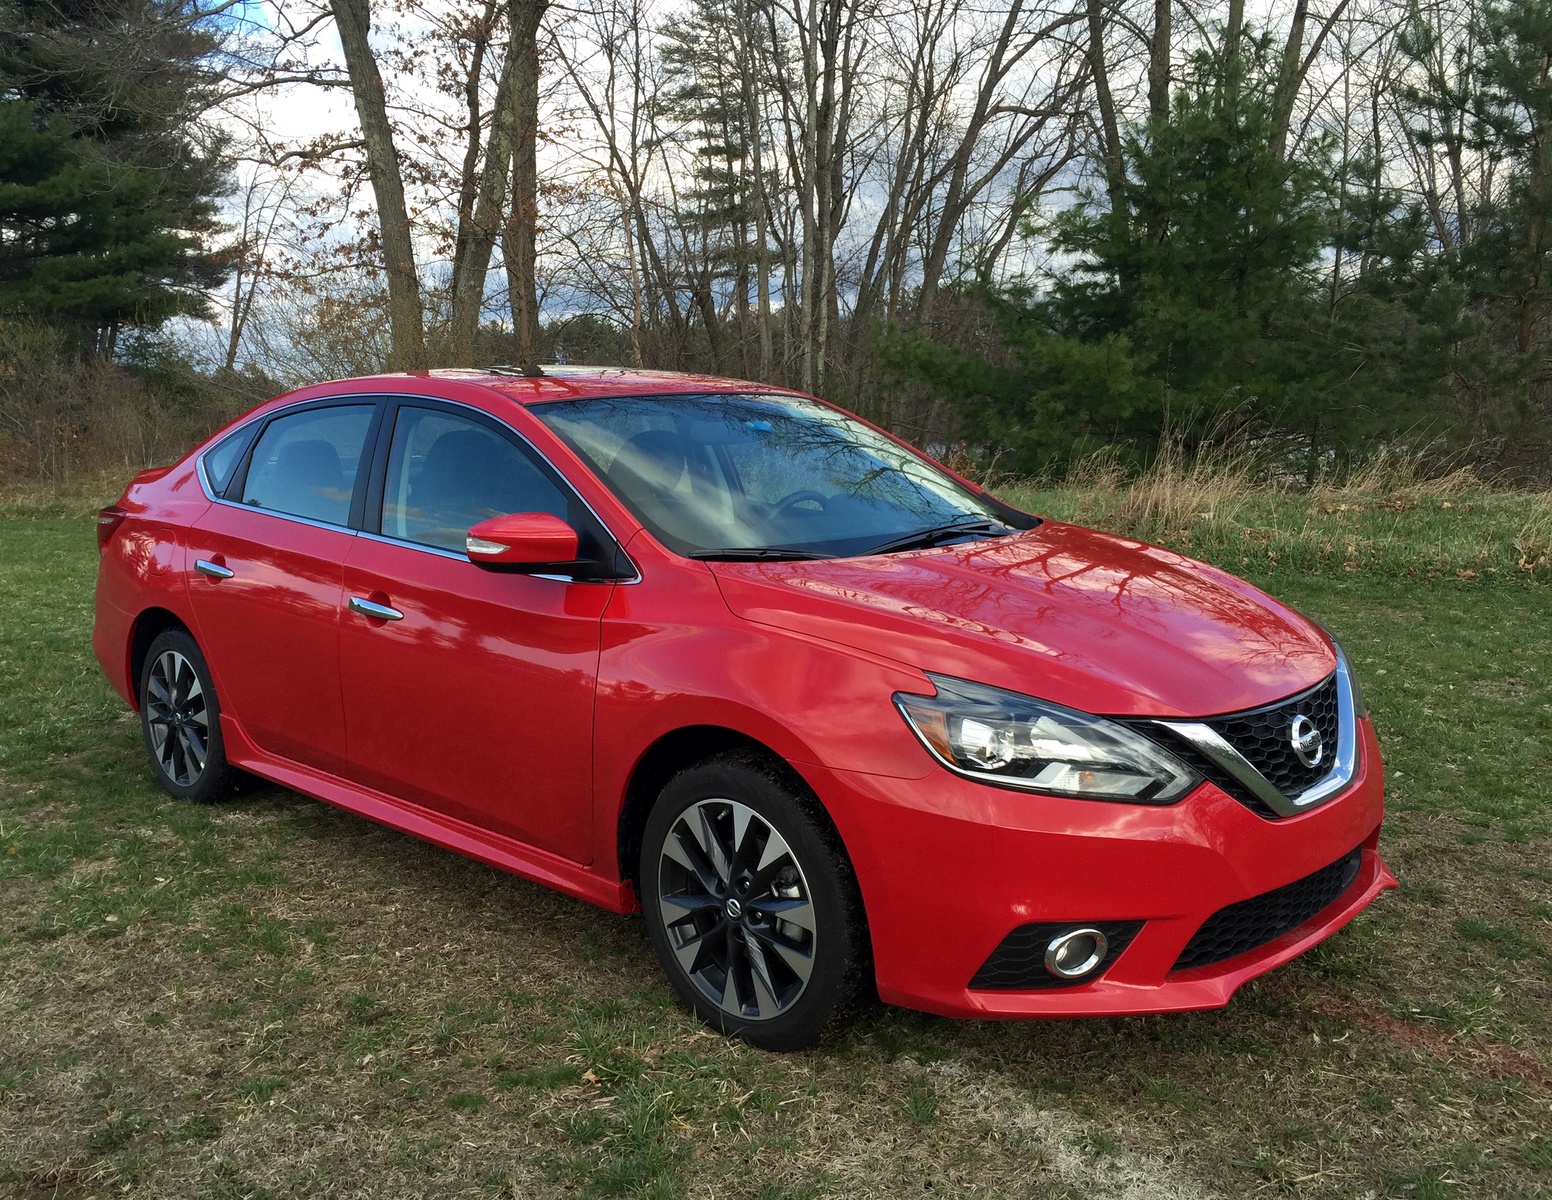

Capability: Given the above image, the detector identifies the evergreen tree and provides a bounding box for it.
[1384,0,1552,448]
[655,0,774,370]
[1469,0,1552,370]
[658,0,752,247]
[0,0,229,352]
[887,40,1447,472]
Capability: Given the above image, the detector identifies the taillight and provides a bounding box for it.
[96,506,127,554]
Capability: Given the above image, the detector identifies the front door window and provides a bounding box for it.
[381,407,569,551]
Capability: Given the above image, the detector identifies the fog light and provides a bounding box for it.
[1043,928,1109,979]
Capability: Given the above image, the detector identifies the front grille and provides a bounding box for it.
[1121,672,1343,820]
[1126,726,1282,819]
[1173,846,1363,971]
[970,920,1143,990]
[1206,674,1340,799]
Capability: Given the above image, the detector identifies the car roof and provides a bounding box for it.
[374,366,799,407]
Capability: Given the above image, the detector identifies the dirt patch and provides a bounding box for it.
[1313,997,1551,1091]
[903,1057,1226,1200]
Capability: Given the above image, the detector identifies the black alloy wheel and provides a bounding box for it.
[139,628,234,803]
[641,753,867,1050]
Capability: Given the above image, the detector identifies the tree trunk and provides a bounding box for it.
[1271,0,1352,162]
[797,0,821,391]
[737,0,774,383]
[449,0,498,300]
[503,0,548,372]
[1085,0,1125,224]
[1269,0,1308,162]
[330,0,427,370]
[1517,49,1551,358]
[1148,0,1170,126]
[912,0,1079,323]
[450,18,523,363]
[1224,0,1244,69]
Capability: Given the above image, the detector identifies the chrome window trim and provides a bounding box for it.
[195,423,261,502]
[353,528,629,584]
[196,433,259,505]
[198,467,361,539]
[1153,651,1360,818]
[194,392,639,583]
[356,529,465,561]
[195,453,219,502]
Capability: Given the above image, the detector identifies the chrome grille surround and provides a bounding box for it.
[1151,648,1361,819]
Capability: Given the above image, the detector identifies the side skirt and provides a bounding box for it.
[221,714,637,914]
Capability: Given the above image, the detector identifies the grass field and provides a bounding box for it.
[1,476,1549,1199]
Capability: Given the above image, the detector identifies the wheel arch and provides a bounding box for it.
[615,726,853,899]
[127,607,192,708]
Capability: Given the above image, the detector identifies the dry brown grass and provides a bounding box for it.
[1515,493,1552,574]
[1310,445,1484,502]
[995,441,1552,581]
[0,322,247,488]
[1105,438,1257,532]
[1039,441,1487,539]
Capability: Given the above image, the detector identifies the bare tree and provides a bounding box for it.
[328,0,429,369]
[503,0,550,371]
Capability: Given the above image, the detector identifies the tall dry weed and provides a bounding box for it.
[1059,448,1129,498]
[1514,493,1552,573]
[1311,444,1481,501]
[1112,437,1259,533]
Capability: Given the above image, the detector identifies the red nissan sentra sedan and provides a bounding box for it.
[92,368,1396,1049]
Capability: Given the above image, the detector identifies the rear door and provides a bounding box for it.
[187,400,381,774]
[337,400,619,862]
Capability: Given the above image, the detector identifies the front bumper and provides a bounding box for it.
[801,717,1394,1019]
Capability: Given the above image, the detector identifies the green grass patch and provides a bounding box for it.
[0,502,1549,1198]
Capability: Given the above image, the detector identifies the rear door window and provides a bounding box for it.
[239,405,376,526]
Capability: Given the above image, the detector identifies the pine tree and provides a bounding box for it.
[655,0,770,370]
[0,0,229,352]
[1384,0,1552,449]
[887,39,1453,472]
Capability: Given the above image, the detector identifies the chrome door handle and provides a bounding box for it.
[194,559,234,580]
[348,596,404,622]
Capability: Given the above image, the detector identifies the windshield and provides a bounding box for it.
[533,392,1034,559]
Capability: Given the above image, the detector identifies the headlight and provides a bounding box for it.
[894,674,1200,803]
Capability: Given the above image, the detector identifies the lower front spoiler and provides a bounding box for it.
[949,846,1396,1019]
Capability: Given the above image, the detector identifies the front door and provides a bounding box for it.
[186,401,379,774]
[338,403,613,862]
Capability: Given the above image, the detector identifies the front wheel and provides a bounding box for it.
[640,753,868,1051]
[139,628,235,803]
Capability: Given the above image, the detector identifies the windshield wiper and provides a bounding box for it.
[859,519,1011,557]
[688,547,833,562]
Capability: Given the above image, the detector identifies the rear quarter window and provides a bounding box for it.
[200,426,256,498]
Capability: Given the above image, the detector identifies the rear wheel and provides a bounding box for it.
[139,628,234,803]
[640,753,867,1050]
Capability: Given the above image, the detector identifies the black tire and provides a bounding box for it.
[138,628,235,803]
[640,752,868,1051]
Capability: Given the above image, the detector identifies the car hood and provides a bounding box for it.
[709,521,1335,718]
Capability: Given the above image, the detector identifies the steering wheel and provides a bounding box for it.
[770,489,829,519]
